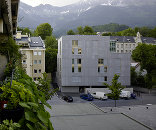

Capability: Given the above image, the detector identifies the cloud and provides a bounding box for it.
[21,0,80,7]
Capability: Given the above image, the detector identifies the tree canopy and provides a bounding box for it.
[35,23,53,40]
[67,30,75,35]
[104,74,124,107]
[45,36,57,49]
[132,43,156,89]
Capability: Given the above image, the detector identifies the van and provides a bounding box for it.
[120,90,131,99]
[91,92,108,100]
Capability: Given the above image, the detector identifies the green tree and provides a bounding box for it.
[67,29,75,35]
[83,26,95,35]
[120,28,136,36]
[77,26,84,35]
[45,48,57,73]
[45,36,57,49]
[104,74,124,107]
[35,23,53,40]
[132,43,156,90]
[131,67,137,86]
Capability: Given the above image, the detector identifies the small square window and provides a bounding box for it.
[34,60,37,64]
[23,60,26,64]
[38,52,41,55]
[104,66,107,72]
[78,48,82,54]
[104,76,107,81]
[39,60,41,64]
[72,59,74,64]
[34,69,37,73]
[98,59,104,64]
[39,69,41,73]
[78,66,81,72]
[34,52,37,55]
[77,59,81,64]
[72,66,74,73]
[98,67,100,72]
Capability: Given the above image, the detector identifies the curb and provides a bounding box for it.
[89,102,107,113]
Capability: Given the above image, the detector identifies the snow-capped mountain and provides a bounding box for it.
[18,0,156,36]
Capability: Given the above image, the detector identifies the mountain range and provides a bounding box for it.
[18,0,156,36]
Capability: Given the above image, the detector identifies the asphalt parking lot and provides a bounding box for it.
[58,92,156,108]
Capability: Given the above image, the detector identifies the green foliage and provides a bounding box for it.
[132,43,156,89]
[0,80,34,109]
[0,119,21,130]
[131,67,137,86]
[45,36,57,49]
[37,73,55,100]
[17,27,32,35]
[45,48,57,73]
[92,23,129,32]
[35,23,53,40]
[0,37,21,60]
[67,30,75,35]
[120,28,136,36]
[104,74,124,107]
[77,26,84,35]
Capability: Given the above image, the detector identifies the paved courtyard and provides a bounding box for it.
[47,94,156,130]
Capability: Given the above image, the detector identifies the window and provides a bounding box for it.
[60,41,61,55]
[39,60,41,64]
[72,59,74,64]
[117,50,119,53]
[34,52,37,55]
[34,69,37,73]
[98,67,100,72]
[104,66,107,72]
[133,44,135,47]
[117,44,119,48]
[72,48,74,54]
[38,51,41,55]
[78,66,81,72]
[39,69,41,73]
[110,41,116,52]
[121,44,123,48]
[72,40,78,48]
[33,77,36,81]
[98,59,104,64]
[104,76,107,81]
[129,44,131,48]
[121,50,123,53]
[72,66,74,73]
[77,59,81,64]
[23,60,26,64]
[78,48,82,54]
[34,60,37,64]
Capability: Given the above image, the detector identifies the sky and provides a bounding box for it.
[20,0,81,7]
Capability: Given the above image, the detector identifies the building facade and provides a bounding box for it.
[0,0,19,80]
[57,35,131,93]
[15,31,45,81]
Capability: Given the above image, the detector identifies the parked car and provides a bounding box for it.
[91,92,108,100]
[120,90,131,99]
[131,93,136,99]
[80,93,94,101]
[62,96,73,102]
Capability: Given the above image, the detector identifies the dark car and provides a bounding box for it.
[62,96,73,102]
[131,93,136,99]
[80,93,94,101]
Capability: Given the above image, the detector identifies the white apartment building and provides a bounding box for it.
[15,31,45,81]
[57,35,131,93]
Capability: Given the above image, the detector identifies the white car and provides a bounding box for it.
[120,90,131,99]
[91,92,108,100]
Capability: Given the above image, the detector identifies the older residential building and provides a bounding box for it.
[110,32,156,54]
[57,35,131,93]
[0,0,19,80]
[15,31,45,81]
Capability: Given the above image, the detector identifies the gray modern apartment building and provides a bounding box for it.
[57,35,131,93]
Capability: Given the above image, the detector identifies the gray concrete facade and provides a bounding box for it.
[57,35,131,93]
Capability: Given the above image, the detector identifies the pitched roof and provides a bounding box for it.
[30,37,44,47]
[141,37,156,44]
[110,36,135,43]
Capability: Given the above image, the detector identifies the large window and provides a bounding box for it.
[38,51,41,55]
[98,59,104,64]
[34,69,37,73]
[39,60,41,64]
[77,59,81,64]
[78,66,81,72]
[110,41,116,52]
[72,40,78,48]
[34,60,37,64]
[34,52,37,55]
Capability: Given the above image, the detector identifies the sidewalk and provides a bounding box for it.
[102,105,156,130]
